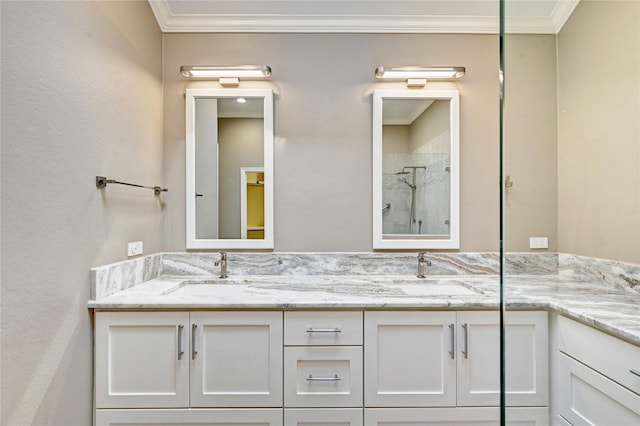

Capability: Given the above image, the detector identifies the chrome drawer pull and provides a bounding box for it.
[630,369,640,377]
[462,323,469,359]
[177,325,184,360]
[191,324,198,360]
[306,374,341,382]
[306,328,342,333]
[448,323,455,359]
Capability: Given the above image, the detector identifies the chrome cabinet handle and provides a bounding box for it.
[449,323,455,359]
[306,374,341,381]
[306,328,342,333]
[630,369,640,377]
[461,323,469,359]
[191,324,198,360]
[177,325,184,360]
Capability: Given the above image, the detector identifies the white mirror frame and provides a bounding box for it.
[185,88,274,249]
[372,89,460,249]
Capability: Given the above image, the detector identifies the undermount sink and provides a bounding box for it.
[168,279,250,297]
[396,284,479,296]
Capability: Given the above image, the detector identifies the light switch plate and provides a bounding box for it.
[529,237,548,249]
[127,241,143,257]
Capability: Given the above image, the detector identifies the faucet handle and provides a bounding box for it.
[418,252,431,265]
[214,251,227,266]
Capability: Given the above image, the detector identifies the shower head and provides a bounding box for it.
[396,171,410,175]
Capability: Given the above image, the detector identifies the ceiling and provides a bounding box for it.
[148,0,580,34]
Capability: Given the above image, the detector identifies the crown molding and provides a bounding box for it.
[148,0,578,35]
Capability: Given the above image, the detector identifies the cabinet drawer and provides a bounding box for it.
[285,311,362,346]
[96,408,283,425]
[284,346,363,407]
[364,407,548,425]
[284,408,363,426]
[558,315,640,393]
[558,353,640,425]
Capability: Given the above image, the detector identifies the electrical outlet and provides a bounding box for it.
[127,241,143,257]
[529,237,549,249]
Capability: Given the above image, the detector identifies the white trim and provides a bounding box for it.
[148,0,579,34]
[148,11,500,34]
[185,88,274,250]
[372,89,460,250]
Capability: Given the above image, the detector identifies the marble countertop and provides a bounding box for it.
[89,273,640,345]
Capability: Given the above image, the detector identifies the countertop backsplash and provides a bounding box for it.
[91,251,639,300]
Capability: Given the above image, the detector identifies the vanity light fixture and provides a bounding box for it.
[375,66,465,87]
[180,65,272,87]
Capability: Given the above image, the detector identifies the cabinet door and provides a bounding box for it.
[456,311,548,407]
[364,407,499,425]
[364,407,548,425]
[96,408,283,425]
[95,311,190,408]
[284,408,363,426]
[190,311,283,407]
[364,311,457,407]
[558,353,640,425]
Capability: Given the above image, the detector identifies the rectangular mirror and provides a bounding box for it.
[372,89,460,249]
[186,88,274,249]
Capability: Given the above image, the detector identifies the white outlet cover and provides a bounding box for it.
[529,237,548,249]
[127,241,144,257]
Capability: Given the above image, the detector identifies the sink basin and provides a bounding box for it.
[168,280,250,297]
[396,284,479,296]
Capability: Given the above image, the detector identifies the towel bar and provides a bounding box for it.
[96,176,167,195]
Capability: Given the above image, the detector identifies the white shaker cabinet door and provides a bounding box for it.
[456,311,548,407]
[364,407,548,425]
[95,311,190,409]
[364,311,457,407]
[190,311,283,407]
[96,408,283,426]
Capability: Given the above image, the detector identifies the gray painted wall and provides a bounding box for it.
[163,33,501,252]
[557,0,640,263]
[1,2,163,424]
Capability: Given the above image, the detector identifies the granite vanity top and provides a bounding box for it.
[89,273,640,345]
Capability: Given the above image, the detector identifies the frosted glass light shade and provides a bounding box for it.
[375,66,465,80]
[181,65,272,79]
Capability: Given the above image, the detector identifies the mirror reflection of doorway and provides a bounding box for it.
[240,167,265,239]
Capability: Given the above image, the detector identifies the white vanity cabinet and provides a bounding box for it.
[456,311,548,407]
[95,311,191,409]
[95,309,549,426]
[556,315,640,425]
[364,311,458,407]
[190,311,283,407]
[94,311,283,425]
[283,311,364,426]
[364,311,548,424]
[95,409,284,426]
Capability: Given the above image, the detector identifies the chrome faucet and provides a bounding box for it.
[417,252,431,278]
[214,251,228,278]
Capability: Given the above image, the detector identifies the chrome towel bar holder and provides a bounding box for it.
[96,176,168,195]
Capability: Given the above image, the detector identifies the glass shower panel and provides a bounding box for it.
[502,1,639,425]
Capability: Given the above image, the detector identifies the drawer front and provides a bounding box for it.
[285,311,363,346]
[558,353,640,426]
[284,346,363,407]
[558,315,640,393]
[96,408,284,425]
[364,407,548,425]
[284,408,363,426]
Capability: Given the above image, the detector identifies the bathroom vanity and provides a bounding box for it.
[89,253,640,426]
[93,308,548,426]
